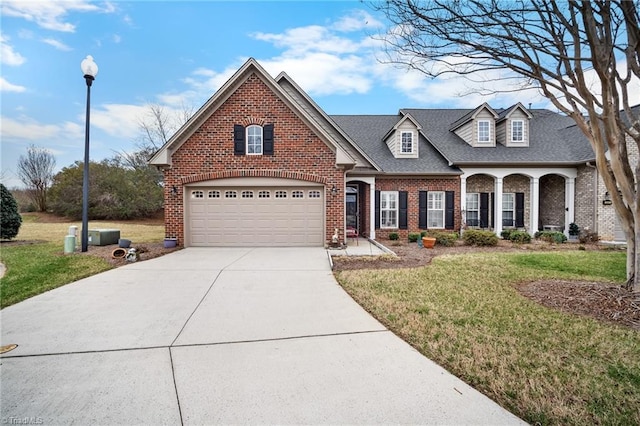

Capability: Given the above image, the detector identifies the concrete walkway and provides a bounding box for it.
[0,248,525,425]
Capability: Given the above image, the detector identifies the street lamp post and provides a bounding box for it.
[80,55,98,252]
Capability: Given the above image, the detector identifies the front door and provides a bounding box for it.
[346,187,358,230]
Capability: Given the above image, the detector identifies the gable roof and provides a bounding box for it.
[331,115,461,175]
[449,102,499,132]
[149,58,367,169]
[400,108,595,165]
[496,102,534,122]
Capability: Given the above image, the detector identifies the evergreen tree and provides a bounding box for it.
[1,184,22,240]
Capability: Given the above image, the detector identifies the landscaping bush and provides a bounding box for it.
[500,229,514,240]
[569,222,580,236]
[462,229,498,246]
[428,231,458,247]
[535,231,567,244]
[1,184,22,240]
[579,229,600,244]
[389,232,399,241]
[509,230,531,244]
[408,232,420,243]
[420,230,428,238]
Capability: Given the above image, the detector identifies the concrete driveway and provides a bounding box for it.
[1,248,525,425]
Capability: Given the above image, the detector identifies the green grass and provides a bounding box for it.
[0,242,113,308]
[1,214,166,308]
[335,251,639,425]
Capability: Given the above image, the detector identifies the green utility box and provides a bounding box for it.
[88,229,121,246]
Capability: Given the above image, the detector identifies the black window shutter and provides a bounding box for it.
[399,191,408,229]
[490,192,495,228]
[233,125,245,155]
[419,191,427,229]
[515,192,525,227]
[445,191,455,230]
[263,124,274,155]
[375,190,380,229]
[480,192,489,228]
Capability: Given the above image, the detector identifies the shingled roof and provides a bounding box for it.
[330,115,461,175]
[332,108,595,170]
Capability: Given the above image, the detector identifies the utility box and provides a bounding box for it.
[88,229,121,246]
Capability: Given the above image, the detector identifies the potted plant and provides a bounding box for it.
[164,237,178,248]
[422,235,436,248]
[568,223,580,241]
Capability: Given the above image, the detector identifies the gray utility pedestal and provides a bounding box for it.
[88,229,120,246]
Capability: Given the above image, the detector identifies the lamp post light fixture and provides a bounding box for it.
[80,55,98,252]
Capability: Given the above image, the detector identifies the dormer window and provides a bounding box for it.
[511,120,524,143]
[401,131,414,153]
[478,120,491,143]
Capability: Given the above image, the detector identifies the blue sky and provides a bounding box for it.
[2,1,637,189]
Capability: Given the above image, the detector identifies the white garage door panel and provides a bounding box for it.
[187,185,324,247]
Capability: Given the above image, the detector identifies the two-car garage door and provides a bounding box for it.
[186,180,324,247]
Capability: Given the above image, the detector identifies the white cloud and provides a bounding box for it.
[0,77,26,93]
[332,10,384,32]
[42,38,72,51]
[0,0,113,32]
[0,34,26,66]
[90,104,148,139]
[0,115,77,140]
[253,26,360,56]
[113,34,122,43]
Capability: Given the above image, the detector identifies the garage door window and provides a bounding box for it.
[258,190,270,198]
[225,190,237,198]
[309,190,321,198]
[275,191,287,198]
[242,191,254,198]
[208,190,220,198]
[292,190,304,198]
[192,190,204,199]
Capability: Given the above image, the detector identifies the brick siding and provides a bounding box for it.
[163,73,344,246]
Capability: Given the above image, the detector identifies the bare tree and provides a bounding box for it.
[17,145,56,212]
[375,0,640,292]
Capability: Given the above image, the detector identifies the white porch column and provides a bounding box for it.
[369,178,376,240]
[460,175,467,233]
[530,177,540,234]
[495,177,503,236]
[565,177,575,236]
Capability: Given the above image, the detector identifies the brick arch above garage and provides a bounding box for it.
[181,169,328,185]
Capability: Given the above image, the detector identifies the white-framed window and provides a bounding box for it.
[400,131,414,153]
[208,190,220,198]
[309,190,321,198]
[292,190,304,198]
[241,191,253,198]
[465,193,479,227]
[380,191,398,228]
[477,120,491,143]
[192,190,204,199]
[225,190,237,198]
[428,191,445,228]
[247,125,263,155]
[502,193,515,227]
[511,120,524,143]
[258,190,270,198]
[275,190,287,198]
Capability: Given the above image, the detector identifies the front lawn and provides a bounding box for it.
[335,251,639,425]
[0,214,165,308]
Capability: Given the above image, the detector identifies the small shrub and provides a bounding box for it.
[569,222,580,236]
[500,229,514,240]
[408,232,420,243]
[463,229,498,246]
[389,232,399,241]
[536,231,567,244]
[579,230,599,244]
[420,230,428,238]
[428,231,458,247]
[509,230,531,244]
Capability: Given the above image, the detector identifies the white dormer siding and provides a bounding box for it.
[385,115,420,158]
[452,105,498,147]
[497,107,531,147]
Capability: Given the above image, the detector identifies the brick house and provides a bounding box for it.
[149,58,631,246]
